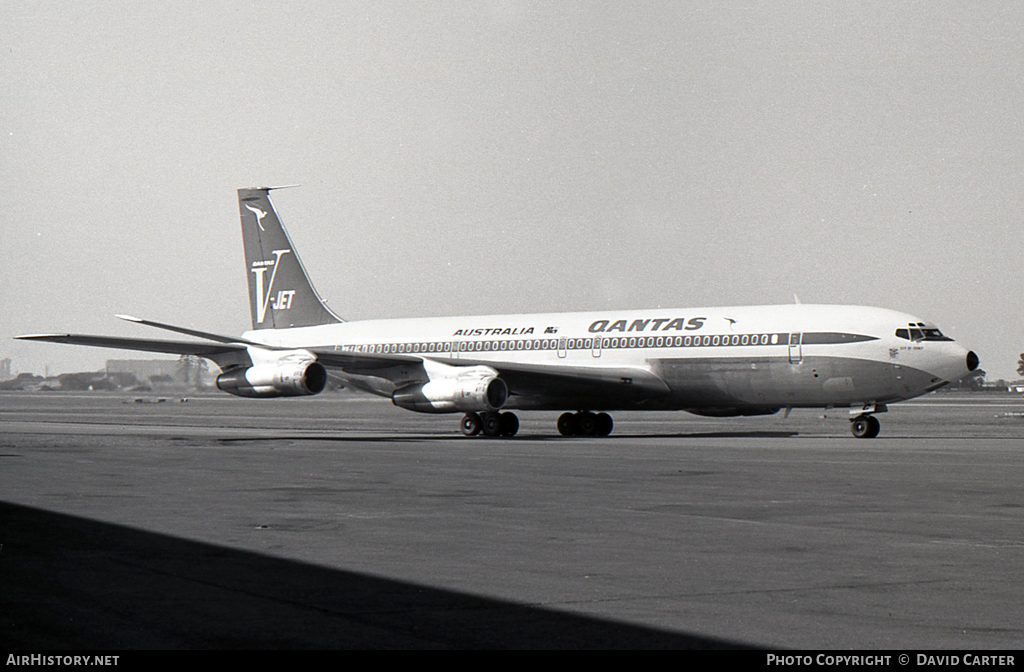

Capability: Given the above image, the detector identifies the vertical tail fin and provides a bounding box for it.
[237,187,343,330]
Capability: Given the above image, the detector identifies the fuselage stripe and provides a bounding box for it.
[337,332,877,356]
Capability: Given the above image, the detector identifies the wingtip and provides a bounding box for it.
[14,333,69,340]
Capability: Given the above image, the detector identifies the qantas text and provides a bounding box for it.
[588,317,706,333]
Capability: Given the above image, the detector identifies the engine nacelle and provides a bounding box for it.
[392,375,508,414]
[217,361,327,398]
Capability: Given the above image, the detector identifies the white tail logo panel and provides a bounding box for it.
[250,249,294,324]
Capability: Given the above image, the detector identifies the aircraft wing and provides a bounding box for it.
[15,333,250,367]
[16,329,424,373]
[307,349,669,401]
[307,347,668,402]
[18,330,670,405]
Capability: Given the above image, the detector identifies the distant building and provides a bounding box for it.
[105,359,214,388]
[0,358,10,381]
[105,359,181,381]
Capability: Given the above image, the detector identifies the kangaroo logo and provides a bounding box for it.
[251,249,295,324]
[244,203,268,231]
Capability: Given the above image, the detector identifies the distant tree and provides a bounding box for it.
[1018,353,1024,377]
[177,355,209,388]
[58,371,115,391]
[954,370,987,391]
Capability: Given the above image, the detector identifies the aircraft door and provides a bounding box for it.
[591,336,602,358]
[557,337,567,358]
[788,332,803,364]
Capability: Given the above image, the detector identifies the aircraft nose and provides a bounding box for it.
[929,343,978,385]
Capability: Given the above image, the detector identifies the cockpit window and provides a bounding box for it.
[921,328,951,341]
[895,325,953,342]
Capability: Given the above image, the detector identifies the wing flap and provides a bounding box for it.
[489,360,670,399]
[308,348,423,372]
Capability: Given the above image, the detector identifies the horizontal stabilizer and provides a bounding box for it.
[115,315,268,347]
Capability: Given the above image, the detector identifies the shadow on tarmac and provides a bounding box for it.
[215,430,800,444]
[0,501,755,649]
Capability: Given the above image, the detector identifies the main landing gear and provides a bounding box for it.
[459,410,616,438]
[461,411,519,437]
[557,411,614,437]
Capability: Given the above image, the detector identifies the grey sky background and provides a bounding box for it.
[3,1,1022,379]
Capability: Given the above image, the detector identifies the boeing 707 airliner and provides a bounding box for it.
[18,187,979,439]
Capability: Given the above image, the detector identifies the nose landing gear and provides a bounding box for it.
[850,403,886,439]
[850,414,881,439]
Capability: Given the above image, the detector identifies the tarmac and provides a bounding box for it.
[1,390,1023,649]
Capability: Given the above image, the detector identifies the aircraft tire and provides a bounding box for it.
[850,415,880,439]
[499,412,519,437]
[557,412,578,436]
[461,412,482,436]
[596,412,613,437]
[578,412,598,436]
[482,412,502,437]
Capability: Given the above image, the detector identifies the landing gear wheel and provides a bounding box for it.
[557,412,578,437]
[578,412,599,436]
[850,415,880,439]
[460,412,482,436]
[556,411,613,437]
[499,412,519,437]
[482,412,502,437]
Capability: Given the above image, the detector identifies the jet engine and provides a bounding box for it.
[216,361,328,398]
[392,372,508,413]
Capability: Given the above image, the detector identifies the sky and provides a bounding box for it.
[2,1,1022,379]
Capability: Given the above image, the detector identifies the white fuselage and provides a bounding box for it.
[241,303,974,413]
